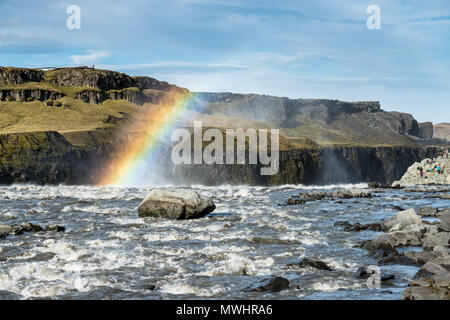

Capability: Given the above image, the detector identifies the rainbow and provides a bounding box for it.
[98,90,200,186]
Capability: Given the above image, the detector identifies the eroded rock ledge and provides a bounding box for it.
[0,66,187,105]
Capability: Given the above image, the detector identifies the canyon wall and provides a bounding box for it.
[163,145,444,185]
[0,130,443,185]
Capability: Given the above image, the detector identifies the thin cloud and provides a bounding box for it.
[99,61,247,70]
[70,50,111,65]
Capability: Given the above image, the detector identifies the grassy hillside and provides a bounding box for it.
[0,98,138,134]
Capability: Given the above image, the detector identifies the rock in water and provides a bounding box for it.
[355,267,395,281]
[332,189,372,199]
[10,223,44,235]
[383,208,422,232]
[285,258,333,271]
[402,286,445,300]
[419,207,438,217]
[413,262,446,280]
[0,225,11,238]
[245,277,290,292]
[45,225,66,232]
[138,188,216,219]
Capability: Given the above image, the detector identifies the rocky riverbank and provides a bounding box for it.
[393,152,450,186]
[338,204,450,300]
[284,184,449,300]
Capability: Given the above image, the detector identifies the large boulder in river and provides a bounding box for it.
[383,208,422,232]
[371,231,422,247]
[138,188,215,219]
[413,262,447,279]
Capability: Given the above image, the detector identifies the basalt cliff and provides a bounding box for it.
[0,66,448,185]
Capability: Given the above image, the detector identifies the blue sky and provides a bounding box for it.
[0,0,449,123]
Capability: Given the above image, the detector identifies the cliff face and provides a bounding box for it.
[195,92,423,145]
[418,122,434,139]
[0,67,447,186]
[0,130,442,185]
[163,145,444,185]
[0,67,187,105]
[0,130,118,185]
[0,68,43,86]
[196,93,383,127]
[434,123,450,142]
[0,88,65,102]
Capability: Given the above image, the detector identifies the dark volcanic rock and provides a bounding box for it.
[10,223,44,235]
[287,191,327,205]
[302,191,327,200]
[285,258,333,271]
[286,197,307,205]
[361,240,399,259]
[378,253,417,266]
[355,267,395,281]
[418,122,434,139]
[368,182,391,189]
[145,284,156,291]
[0,223,65,237]
[355,266,372,279]
[47,68,135,91]
[0,131,111,185]
[133,76,183,92]
[0,67,186,106]
[287,189,372,205]
[0,88,65,102]
[75,89,107,104]
[45,225,66,232]
[334,221,385,232]
[245,277,290,293]
[0,67,43,86]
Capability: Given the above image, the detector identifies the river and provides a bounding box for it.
[0,184,448,299]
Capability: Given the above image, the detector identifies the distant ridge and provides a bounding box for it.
[434,123,450,142]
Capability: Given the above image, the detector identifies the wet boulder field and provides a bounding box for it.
[0,184,448,300]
